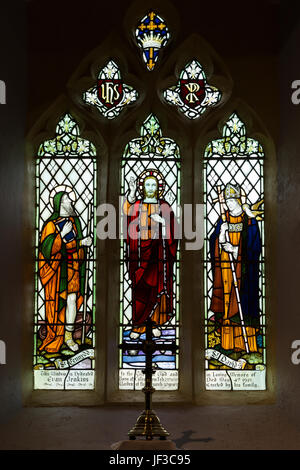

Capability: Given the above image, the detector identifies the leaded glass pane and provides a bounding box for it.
[135,11,170,71]
[164,60,221,119]
[204,113,266,390]
[83,60,138,119]
[120,114,180,390]
[34,114,97,390]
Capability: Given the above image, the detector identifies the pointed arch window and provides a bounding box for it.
[34,114,97,390]
[27,3,274,404]
[204,113,266,390]
[119,114,181,391]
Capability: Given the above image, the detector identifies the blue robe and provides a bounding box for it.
[209,212,262,328]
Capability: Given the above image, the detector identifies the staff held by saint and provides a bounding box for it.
[38,186,93,354]
[209,182,263,353]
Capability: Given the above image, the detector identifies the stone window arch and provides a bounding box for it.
[24,0,276,406]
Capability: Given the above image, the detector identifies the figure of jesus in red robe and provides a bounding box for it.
[123,170,178,340]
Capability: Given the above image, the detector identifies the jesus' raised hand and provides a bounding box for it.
[129,176,136,195]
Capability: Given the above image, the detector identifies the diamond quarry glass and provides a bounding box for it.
[119,114,181,391]
[204,113,266,390]
[34,114,97,390]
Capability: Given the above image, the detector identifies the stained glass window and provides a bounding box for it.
[34,113,97,390]
[164,60,221,119]
[135,11,170,71]
[204,113,265,390]
[119,114,180,390]
[83,60,138,119]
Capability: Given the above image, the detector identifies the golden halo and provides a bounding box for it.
[138,169,165,198]
[49,185,77,208]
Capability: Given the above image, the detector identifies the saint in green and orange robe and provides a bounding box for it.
[38,192,86,353]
